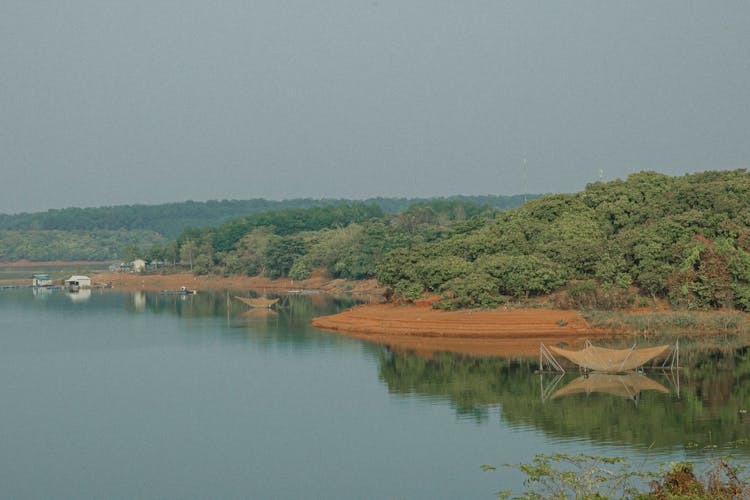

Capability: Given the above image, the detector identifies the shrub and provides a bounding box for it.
[393,280,424,301]
[289,259,311,280]
[477,253,566,298]
[488,454,749,499]
[564,280,599,309]
[436,273,506,310]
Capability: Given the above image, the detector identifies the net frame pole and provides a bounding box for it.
[540,343,566,374]
[660,341,680,371]
[617,344,637,372]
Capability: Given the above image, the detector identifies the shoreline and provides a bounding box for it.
[4,266,748,358]
[88,271,388,296]
[311,303,603,357]
[0,270,387,297]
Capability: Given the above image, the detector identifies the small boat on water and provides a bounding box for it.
[160,286,197,295]
[234,296,279,309]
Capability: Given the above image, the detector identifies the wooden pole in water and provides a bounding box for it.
[539,343,543,373]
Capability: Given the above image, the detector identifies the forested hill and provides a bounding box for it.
[376,169,750,311]
[0,195,535,239]
[18,169,748,312]
[146,169,748,312]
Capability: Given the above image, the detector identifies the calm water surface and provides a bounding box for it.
[1,289,748,499]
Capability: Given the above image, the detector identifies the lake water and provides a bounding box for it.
[1,288,748,498]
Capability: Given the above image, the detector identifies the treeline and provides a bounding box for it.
[0,230,165,262]
[142,169,750,312]
[143,200,496,278]
[378,170,750,310]
[0,195,536,239]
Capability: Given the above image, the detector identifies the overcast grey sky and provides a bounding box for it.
[2,1,749,213]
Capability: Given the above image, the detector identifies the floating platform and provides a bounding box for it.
[160,286,197,295]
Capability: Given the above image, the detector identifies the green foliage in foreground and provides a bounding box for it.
[489,453,749,499]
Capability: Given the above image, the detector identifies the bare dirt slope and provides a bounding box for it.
[311,303,604,357]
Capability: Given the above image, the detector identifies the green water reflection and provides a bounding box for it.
[124,289,359,319]
[377,346,750,456]
[78,290,750,455]
[123,289,365,350]
[10,287,750,459]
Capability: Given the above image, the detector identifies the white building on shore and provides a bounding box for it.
[65,275,91,289]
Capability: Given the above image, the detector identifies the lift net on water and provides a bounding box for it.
[546,341,672,373]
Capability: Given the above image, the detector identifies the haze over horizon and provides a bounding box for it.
[2,1,749,214]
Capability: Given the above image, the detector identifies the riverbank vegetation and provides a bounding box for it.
[583,310,750,337]
[9,170,750,317]
[376,170,750,311]
[150,169,750,314]
[145,199,503,279]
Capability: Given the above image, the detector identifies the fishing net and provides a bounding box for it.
[547,342,671,372]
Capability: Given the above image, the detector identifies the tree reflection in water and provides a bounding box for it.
[377,346,750,455]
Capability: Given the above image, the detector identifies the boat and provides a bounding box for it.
[234,296,279,308]
[159,286,197,295]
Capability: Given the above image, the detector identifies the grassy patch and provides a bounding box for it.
[583,310,750,337]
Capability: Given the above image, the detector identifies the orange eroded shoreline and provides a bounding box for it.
[311,303,606,358]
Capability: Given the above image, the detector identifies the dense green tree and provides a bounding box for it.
[264,235,307,278]
[477,253,566,298]
[376,169,750,310]
[222,227,273,276]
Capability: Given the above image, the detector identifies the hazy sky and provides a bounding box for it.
[2,1,749,213]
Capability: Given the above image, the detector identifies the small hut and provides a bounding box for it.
[65,275,91,290]
[32,274,52,287]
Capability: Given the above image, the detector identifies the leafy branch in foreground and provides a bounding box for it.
[492,453,651,499]
[486,453,749,499]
